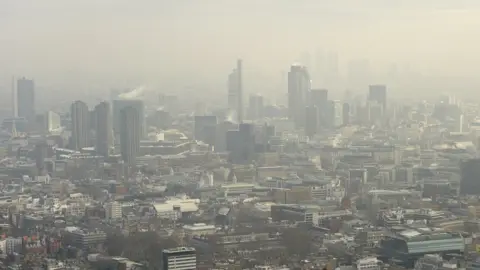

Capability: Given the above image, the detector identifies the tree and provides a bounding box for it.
[282,228,312,258]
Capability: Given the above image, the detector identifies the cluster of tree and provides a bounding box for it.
[281,228,312,258]
[105,231,177,269]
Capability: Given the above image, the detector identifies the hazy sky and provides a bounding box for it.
[2,0,480,101]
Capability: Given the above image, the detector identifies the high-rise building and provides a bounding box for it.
[368,85,387,110]
[342,103,350,126]
[104,201,122,220]
[17,78,35,124]
[147,109,171,130]
[70,101,90,150]
[227,59,243,123]
[162,247,197,270]
[310,89,328,127]
[288,65,310,128]
[194,116,217,145]
[119,106,141,166]
[460,159,480,195]
[35,140,49,175]
[367,100,384,125]
[45,111,61,132]
[248,94,264,120]
[227,123,256,164]
[305,106,319,138]
[214,120,238,152]
[113,99,145,139]
[95,101,112,157]
[327,100,343,128]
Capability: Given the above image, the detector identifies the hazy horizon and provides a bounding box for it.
[2,0,480,105]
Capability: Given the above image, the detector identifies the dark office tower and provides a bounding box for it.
[162,247,197,270]
[214,120,238,152]
[310,89,328,107]
[305,106,319,138]
[368,84,387,110]
[17,78,35,124]
[342,103,350,126]
[70,100,90,150]
[248,94,264,120]
[147,109,171,130]
[94,101,112,157]
[460,159,480,195]
[120,107,141,166]
[226,123,255,164]
[238,123,255,163]
[113,99,145,139]
[35,141,49,176]
[194,116,218,145]
[288,65,311,128]
[310,89,328,127]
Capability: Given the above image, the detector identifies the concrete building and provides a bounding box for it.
[120,106,141,166]
[379,228,464,267]
[113,99,145,139]
[45,110,61,132]
[162,247,197,270]
[248,94,264,120]
[17,78,35,124]
[104,201,122,220]
[63,227,107,249]
[355,257,381,270]
[368,84,387,110]
[95,101,112,157]
[70,100,90,150]
[182,223,216,237]
[288,64,310,128]
[460,159,480,195]
[227,59,243,123]
[194,115,217,145]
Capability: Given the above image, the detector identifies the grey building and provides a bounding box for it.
[113,99,145,139]
[120,106,141,165]
[17,78,35,124]
[94,101,112,157]
[162,247,197,270]
[70,100,90,150]
[368,84,387,110]
[288,65,310,128]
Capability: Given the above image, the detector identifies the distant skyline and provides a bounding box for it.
[2,0,480,104]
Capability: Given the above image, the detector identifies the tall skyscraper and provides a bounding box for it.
[368,85,387,110]
[305,106,319,138]
[248,94,264,120]
[288,65,311,128]
[226,123,255,164]
[342,103,350,126]
[35,140,49,176]
[194,115,218,145]
[70,101,90,150]
[17,78,35,123]
[45,111,61,132]
[95,101,112,157]
[310,89,328,128]
[327,100,344,128]
[460,159,480,195]
[120,106,141,166]
[113,99,145,139]
[227,59,243,123]
[236,59,243,123]
[162,247,197,270]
